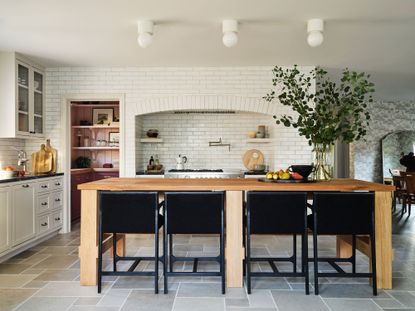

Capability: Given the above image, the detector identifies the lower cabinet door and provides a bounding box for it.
[0,187,11,254]
[12,183,36,246]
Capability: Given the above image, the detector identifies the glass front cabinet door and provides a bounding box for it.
[16,60,44,138]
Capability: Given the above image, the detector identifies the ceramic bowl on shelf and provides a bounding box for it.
[146,129,159,138]
[248,131,257,138]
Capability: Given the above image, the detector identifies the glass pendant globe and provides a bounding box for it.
[222,31,238,47]
[137,32,153,48]
[307,31,323,47]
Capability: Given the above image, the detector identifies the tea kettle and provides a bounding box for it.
[175,154,187,170]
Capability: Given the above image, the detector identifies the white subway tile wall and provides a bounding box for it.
[0,66,315,175]
[0,139,25,169]
[137,112,312,171]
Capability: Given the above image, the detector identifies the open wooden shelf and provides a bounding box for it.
[72,147,119,150]
[247,138,272,143]
[72,125,120,129]
[140,138,163,143]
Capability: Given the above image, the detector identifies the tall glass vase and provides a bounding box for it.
[312,143,334,181]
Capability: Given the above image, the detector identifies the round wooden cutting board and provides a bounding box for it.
[243,149,265,170]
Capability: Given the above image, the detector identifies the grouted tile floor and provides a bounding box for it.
[1,205,415,311]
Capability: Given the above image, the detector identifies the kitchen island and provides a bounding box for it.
[78,178,394,289]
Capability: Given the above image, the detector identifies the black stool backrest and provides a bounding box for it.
[247,192,307,234]
[165,192,224,234]
[100,191,158,234]
[312,192,375,235]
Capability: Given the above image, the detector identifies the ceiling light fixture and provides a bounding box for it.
[222,20,238,48]
[307,19,324,47]
[137,20,154,48]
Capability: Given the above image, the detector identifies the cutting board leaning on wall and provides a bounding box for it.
[31,139,57,174]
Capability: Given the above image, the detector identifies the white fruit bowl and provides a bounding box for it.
[0,170,18,179]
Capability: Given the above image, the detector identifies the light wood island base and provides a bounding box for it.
[78,178,394,289]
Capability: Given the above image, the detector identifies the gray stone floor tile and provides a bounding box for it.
[34,281,111,297]
[68,306,120,311]
[173,297,225,311]
[22,280,48,289]
[177,283,225,297]
[0,274,37,288]
[97,289,131,307]
[387,291,415,307]
[250,277,290,290]
[0,263,32,274]
[225,308,276,311]
[317,284,386,298]
[391,278,415,290]
[34,269,80,281]
[120,290,176,311]
[14,296,77,311]
[323,298,382,311]
[225,298,249,307]
[247,290,275,308]
[112,276,159,289]
[39,246,78,255]
[74,297,102,305]
[31,255,78,269]
[0,288,37,311]
[372,298,405,309]
[271,290,329,311]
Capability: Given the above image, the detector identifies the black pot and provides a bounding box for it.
[288,165,314,179]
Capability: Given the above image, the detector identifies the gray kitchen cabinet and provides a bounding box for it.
[0,175,64,261]
[0,186,11,254]
[12,182,36,246]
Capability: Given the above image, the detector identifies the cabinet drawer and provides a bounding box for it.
[51,191,63,209]
[51,178,63,191]
[37,194,50,213]
[37,214,50,234]
[51,210,62,228]
[37,180,51,193]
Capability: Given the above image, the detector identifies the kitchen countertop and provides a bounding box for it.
[78,177,394,192]
[0,172,64,184]
[71,168,119,175]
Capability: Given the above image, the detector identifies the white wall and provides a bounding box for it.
[0,139,25,168]
[136,111,311,171]
[1,66,315,175]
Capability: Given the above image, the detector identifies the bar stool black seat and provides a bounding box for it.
[246,191,309,295]
[98,191,163,294]
[308,192,377,295]
[163,191,225,294]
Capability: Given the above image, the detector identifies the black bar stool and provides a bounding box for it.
[163,191,225,294]
[98,191,163,294]
[246,191,309,295]
[309,192,377,295]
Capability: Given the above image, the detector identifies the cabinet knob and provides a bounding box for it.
[55,182,61,186]
[29,131,36,134]
[41,202,48,206]
[41,222,48,227]
[22,184,29,188]
[41,185,48,188]
[55,198,61,202]
[55,217,60,221]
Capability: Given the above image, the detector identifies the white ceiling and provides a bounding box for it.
[0,0,414,99]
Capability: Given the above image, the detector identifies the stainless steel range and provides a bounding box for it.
[165,169,243,179]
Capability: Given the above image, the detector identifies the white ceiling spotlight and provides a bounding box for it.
[307,19,324,47]
[222,20,238,48]
[137,20,154,48]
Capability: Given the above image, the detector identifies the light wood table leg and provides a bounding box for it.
[225,191,244,288]
[374,191,392,289]
[335,191,393,289]
[79,190,98,286]
[336,235,352,258]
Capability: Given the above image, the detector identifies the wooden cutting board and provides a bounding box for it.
[242,149,264,170]
[31,144,53,174]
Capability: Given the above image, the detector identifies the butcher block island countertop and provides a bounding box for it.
[77,178,394,290]
[78,177,394,192]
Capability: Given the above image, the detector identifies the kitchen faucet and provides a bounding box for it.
[12,147,28,172]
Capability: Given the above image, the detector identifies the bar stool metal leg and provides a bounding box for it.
[220,206,225,294]
[293,234,297,273]
[163,210,168,294]
[98,218,103,294]
[246,205,252,294]
[313,212,319,295]
[113,233,117,272]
